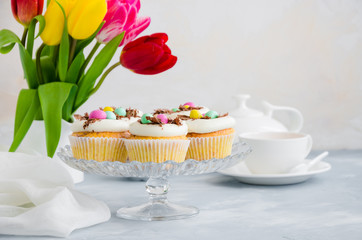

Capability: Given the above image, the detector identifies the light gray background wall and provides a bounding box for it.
[0,0,361,150]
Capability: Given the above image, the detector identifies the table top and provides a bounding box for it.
[4,150,362,240]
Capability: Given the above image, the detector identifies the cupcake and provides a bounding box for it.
[69,107,142,162]
[183,110,235,160]
[153,102,209,119]
[124,114,190,163]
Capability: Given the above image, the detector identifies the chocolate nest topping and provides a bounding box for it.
[177,105,203,111]
[139,116,183,126]
[153,108,174,115]
[74,107,140,129]
[179,113,229,120]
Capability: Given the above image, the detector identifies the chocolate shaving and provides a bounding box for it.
[126,108,139,119]
[170,117,183,126]
[74,113,88,121]
[178,115,191,120]
[178,105,203,111]
[218,113,229,118]
[83,118,100,129]
[153,108,174,115]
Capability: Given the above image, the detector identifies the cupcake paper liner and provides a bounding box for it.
[69,136,128,162]
[186,133,235,160]
[124,139,190,163]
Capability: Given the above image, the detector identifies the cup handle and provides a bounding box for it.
[305,135,313,156]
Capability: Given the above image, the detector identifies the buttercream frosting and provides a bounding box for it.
[71,118,139,132]
[130,121,188,137]
[186,116,235,133]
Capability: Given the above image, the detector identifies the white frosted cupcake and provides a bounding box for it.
[153,102,209,119]
[124,113,190,163]
[69,107,142,162]
[183,110,235,160]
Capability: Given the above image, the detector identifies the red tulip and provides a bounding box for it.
[11,0,44,27]
[120,33,177,75]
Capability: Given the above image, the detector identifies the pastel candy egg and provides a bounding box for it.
[183,102,195,108]
[205,110,219,119]
[103,106,114,112]
[105,111,116,119]
[184,105,190,109]
[172,108,179,112]
[114,107,126,116]
[89,110,107,119]
[190,110,202,119]
[157,114,168,124]
[141,113,153,124]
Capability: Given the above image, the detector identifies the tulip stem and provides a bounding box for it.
[90,62,121,96]
[77,41,101,82]
[69,38,77,67]
[36,44,46,85]
[21,28,28,46]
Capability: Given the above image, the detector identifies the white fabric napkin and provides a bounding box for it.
[0,152,110,237]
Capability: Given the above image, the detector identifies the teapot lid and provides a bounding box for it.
[231,94,264,117]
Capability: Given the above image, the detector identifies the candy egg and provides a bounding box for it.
[156,114,168,124]
[103,106,114,112]
[190,110,202,119]
[172,108,179,112]
[105,111,116,119]
[89,110,107,119]
[183,102,195,108]
[205,110,219,119]
[184,105,190,109]
[141,113,153,124]
[114,107,126,116]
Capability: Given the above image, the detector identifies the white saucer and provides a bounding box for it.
[218,159,331,185]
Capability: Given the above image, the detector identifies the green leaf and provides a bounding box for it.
[66,52,85,83]
[9,89,40,152]
[62,85,78,122]
[0,29,38,88]
[38,82,75,157]
[40,56,57,83]
[0,42,15,54]
[41,45,51,57]
[0,29,20,54]
[26,15,46,57]
[74,21,105,56]
[75,32,124,108]
[56,1,69,82]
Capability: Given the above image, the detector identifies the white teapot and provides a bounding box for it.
[230,94,303,135]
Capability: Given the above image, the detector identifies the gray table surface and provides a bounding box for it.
[3,150,362,240]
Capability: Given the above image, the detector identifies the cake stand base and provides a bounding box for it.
[117,201,199,221]
[117,176,199,221]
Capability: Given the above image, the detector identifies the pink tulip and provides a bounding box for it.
[96,0,150,46]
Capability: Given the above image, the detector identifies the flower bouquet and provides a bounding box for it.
[0,0,177,157]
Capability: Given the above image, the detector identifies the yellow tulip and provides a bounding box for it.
[40,0,76,46]
[67,0,107,40]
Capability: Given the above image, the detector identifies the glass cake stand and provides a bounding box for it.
[57,142,251,221]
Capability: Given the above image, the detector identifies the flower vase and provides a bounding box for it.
[19,120,84,183]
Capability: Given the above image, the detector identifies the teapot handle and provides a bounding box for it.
[262,101,304,132]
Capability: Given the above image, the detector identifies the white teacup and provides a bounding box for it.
[239,132,313,174]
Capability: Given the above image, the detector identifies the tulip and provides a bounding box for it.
[40,0,71,46]
[96,0,150,46]
[11,0,44,27]
[41,0,107,46]
[67,0,107,40]
[120,33,177,75]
